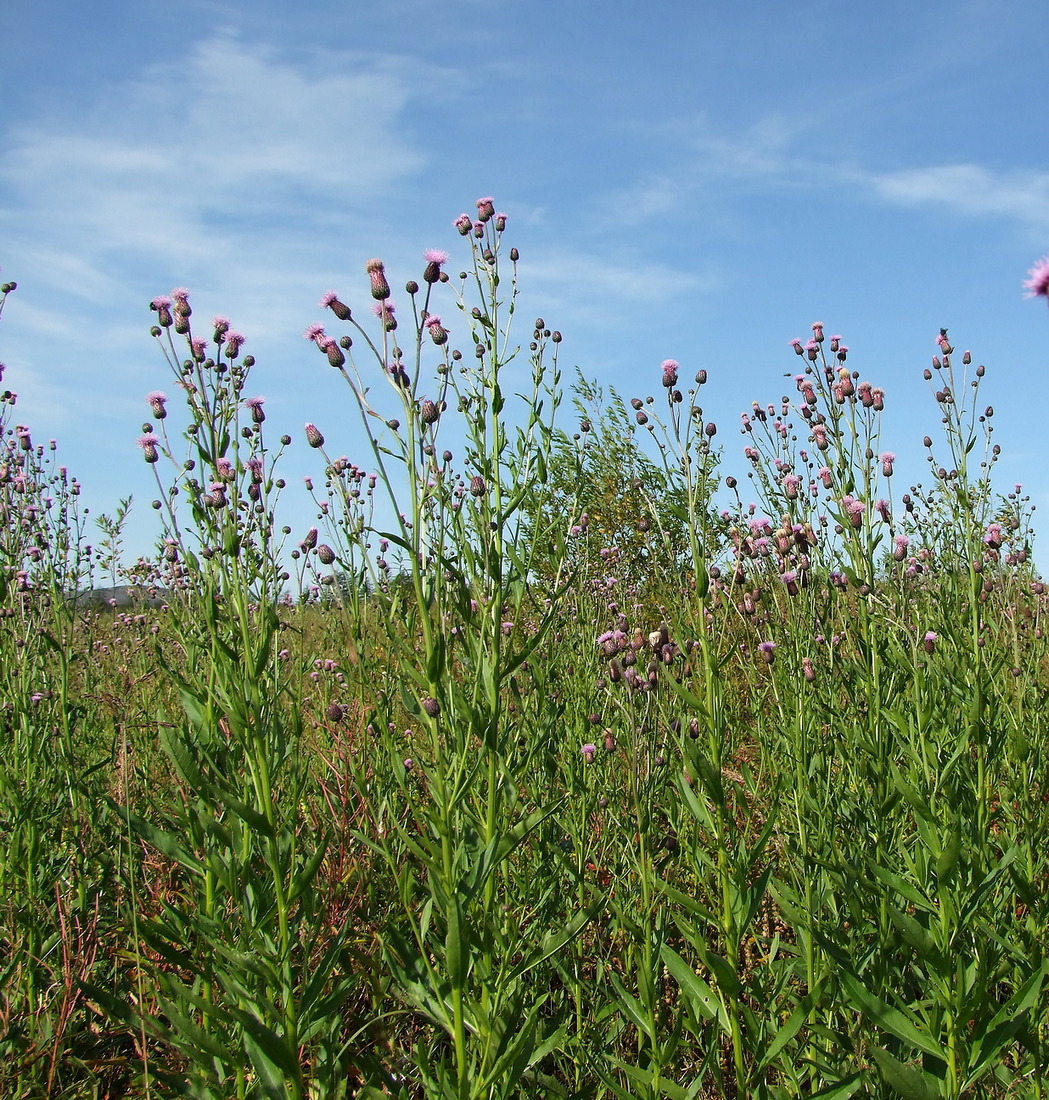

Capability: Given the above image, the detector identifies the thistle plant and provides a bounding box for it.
[92,295,363,1100]
[302,200,595,1099]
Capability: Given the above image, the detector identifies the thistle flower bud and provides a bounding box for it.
[324,339,345,368]
[366,258,390,300]
[424,315,448,345]
[469,475,487,497]
[423,248,449,283]
[301,527,318,551]
[317,544,336,565]
[421,696,440,718]
[420,399,440,425]
[152,296,173,327]
[305,423,325,448]
[137,433,160,463]
[320,291,352,320]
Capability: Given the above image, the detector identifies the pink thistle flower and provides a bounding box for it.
[880,451,895,476]
[321,337,345,368]
[319,291,352,320]
[212,317,230,338]
[454,213,472,235]
[661,359,679,388]
[422,248,448,283]
[151,295,172,310]
[476,196,496,222]
[146,391,168,419]
[137,433,160,463]
[923,631,938,654]
[170,287,190,303]
[758,641,777,665]
[304,323,327,344]
[893,534,909,561]
[224,331,245,358]
[581,742,597,763]
[1024,256,1049,302]
[244,395,266,423]
[190,337,207,361]
[424,314,448,345]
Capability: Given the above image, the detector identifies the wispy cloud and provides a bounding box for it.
[862,164,1049,230]
[0,34,429,294]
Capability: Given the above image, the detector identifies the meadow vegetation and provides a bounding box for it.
[0,203,1047,1099]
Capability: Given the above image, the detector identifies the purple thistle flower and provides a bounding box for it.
[137,433,160,463]
[244,395,266,424]
[322,337,345,368]
[424,314,448,345]
[1024,256,1049,302]
[758,641,777,665]
[476,196,496,222]
[146,390,168,419]
[319,290,352,320]
[423,248,449,283]
[581,742,597,763]
[454,213,472,235]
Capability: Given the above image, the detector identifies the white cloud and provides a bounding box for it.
[0,34,428,291]
[863,164,1049,229]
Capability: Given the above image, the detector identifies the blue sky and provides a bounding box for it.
[3,0,1048,569]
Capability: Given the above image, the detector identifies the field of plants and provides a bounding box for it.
[1,202,1047,1099]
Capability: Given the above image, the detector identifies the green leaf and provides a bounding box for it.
[839,972,945,1060]
[867,863,934,912]
[608,973,655,1041]
[869,1046,942,1100]
[807,1073,864,1099]
[886,905,938,959]
[935,827,962,885]
[604,1057,691,1100]
[756,979,825,1072]
[510,899,602,979]
[660,944,729,1031]
[107,800,203,874]
[966,961,1047,1084]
